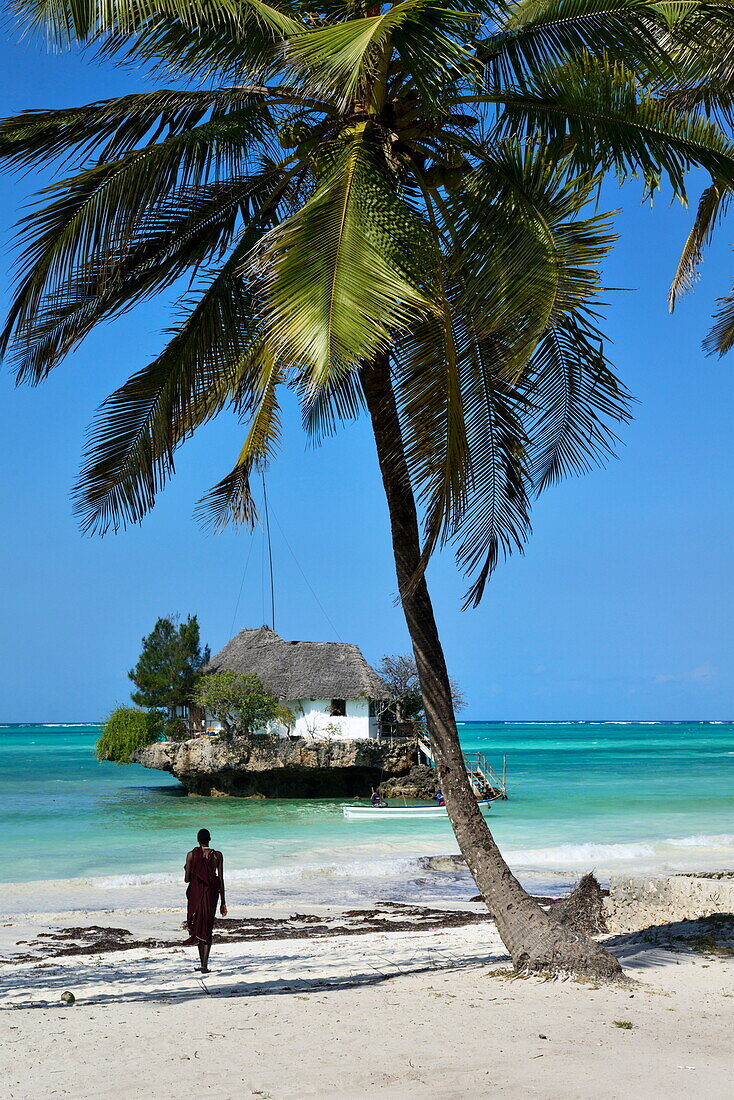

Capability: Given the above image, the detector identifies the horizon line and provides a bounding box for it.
[1,718,732,727]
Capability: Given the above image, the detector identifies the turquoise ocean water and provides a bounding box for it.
[1,722,732,915]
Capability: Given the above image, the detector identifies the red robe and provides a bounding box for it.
[186,848,221,944]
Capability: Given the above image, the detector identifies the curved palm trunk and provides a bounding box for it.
[361,355,621,979]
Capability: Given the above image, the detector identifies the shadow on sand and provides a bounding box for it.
[606,913,734,971]
[0,944,499,1010]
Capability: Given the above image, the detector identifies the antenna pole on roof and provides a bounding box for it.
[261,469,275,632]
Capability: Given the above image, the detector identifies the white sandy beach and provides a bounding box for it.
[1,900,732,1099]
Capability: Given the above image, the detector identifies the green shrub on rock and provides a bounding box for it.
[195,671,280,738]
[96,707,161,764]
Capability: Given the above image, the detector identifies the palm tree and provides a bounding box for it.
[3,0,734,977]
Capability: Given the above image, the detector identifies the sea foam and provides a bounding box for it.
[504,833,734,868]
[666,833,734,849]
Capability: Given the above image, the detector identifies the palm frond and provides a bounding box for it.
[9,182,247,383]
[301,370,365,440]
[704,285,734,355]
[669,179,731,309]
[398,144,621,601]
[73,239,264,534]
[483,0,679,85]
[195,349,282,530]
[92,15,282,81]
[524,314,632,492]
[466,52,734,198]
[448,143,615,367]
[13,0,303,85]
[0,87,280,170]
[450,329,533,609]
[667,82,734,127]
[2,106,275,381]
[71,153,308,535]
[391,4,483,109]
[288,2,478,107]
[393,301,468,571]
[12,0,300,45]
[659,6,734,118]
[259,125,437,390]
[396,309,533,607]
[287,1,422,105]
[7,168,300,384]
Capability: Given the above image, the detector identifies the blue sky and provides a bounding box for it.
[0,31,732,722]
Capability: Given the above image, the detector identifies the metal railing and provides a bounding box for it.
[417,736,508,799]
[462,750,507,798]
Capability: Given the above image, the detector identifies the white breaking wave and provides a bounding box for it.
[1,855,465,918]
[506,841,657,865]
[39,723,99,728]
[40,855,430,893]
[505,833,734,867]
[667,834,734,849]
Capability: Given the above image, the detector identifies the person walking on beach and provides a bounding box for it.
[183,828,227,973]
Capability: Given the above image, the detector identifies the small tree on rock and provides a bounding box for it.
[379,655,465,727]
[128,615,209,724]
[195,671,280,738]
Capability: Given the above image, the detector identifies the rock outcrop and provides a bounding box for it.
[133,735,425,798]
[381,765,440,800]
[603,872,734,933]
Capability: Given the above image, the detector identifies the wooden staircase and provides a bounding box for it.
[416,734,508,799]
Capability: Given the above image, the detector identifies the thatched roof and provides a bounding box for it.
[205,626,387,700]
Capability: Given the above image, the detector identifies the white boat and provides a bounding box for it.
[342,799,493,819]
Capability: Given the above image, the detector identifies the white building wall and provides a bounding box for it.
[286,698,374,741]
[203,697,379,741]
